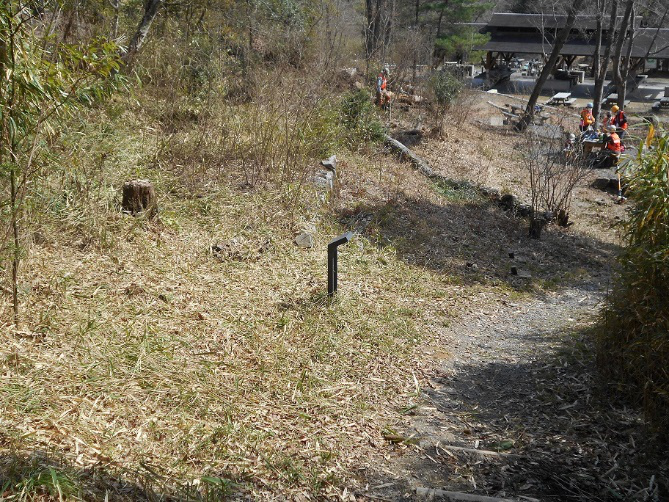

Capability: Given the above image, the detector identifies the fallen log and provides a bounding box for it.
[383,134,436,178]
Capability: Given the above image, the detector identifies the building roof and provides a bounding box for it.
[477,18,669,59]
[486,12,641,31]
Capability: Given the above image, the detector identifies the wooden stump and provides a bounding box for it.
[529,217,545,239]
[122,179,157,218]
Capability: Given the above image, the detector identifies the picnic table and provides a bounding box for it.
[603,94,631,107]
[547,92,576,106]
[582,139,605,154]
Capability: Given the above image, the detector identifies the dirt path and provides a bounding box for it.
[361,276,666,501]
[351,113,667,501]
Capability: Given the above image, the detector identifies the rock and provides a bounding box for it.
[396,129,423,147]
[466,262,478,271]
[479,187,501,200]
[592,177,611,190]
[511,266,531,278]
[518,204,532,217]
[499,193,518,211]
[314,170,334,190]
[320,155,337,172]
[490,116,504,126]
[295,232,314,248]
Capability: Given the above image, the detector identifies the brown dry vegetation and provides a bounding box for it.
[0,80,458,498]
[1,79,641,499]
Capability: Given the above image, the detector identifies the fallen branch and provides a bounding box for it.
[415,487,515,501]
[436,443,522,459]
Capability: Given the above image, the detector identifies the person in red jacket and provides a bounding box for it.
[610,105,628,138]
[595,124,622,168]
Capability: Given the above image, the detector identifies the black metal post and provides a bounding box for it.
[328,232,353,297]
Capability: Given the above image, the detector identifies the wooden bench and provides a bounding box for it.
[563,98,577,107]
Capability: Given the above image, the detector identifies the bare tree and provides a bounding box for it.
[523,116,589,238]
[518,0,586,130]
[611,0,635,107]
[124,0,164,63]
[592,0,618,121]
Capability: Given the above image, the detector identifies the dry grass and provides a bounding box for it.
[0,81,636,500]
[406,94,627,246]
[0,90,461,499]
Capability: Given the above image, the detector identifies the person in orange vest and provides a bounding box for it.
[610,105,628,138]
[580,103,595,131]
[376,67,390,109]
[594,125,622,168]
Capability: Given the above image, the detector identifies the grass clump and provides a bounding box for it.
[433,179,482,203]
[339,89,386,147]
[597,130,669,432]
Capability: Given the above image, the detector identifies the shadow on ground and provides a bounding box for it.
[340,192,619,292]
[0,450,239,501]
[362,325,669,501]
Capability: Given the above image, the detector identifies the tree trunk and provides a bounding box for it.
[412,0,419,84]
[10,167,19,327]
[111,0,120,38]
[373,0,384,59]
[591,0,604,79]
[124,0,164,63]
[593,1,618,121]
[122,180,158,218]
[612,0,634,105]
[365,0,374,59]
[517,0,586,130]
[382,0,395,63]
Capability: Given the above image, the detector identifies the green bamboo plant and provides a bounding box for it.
[0,1,120,326]
[598,130,669,431]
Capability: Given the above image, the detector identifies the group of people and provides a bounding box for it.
[577,102,628,163]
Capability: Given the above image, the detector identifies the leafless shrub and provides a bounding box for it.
[522,115,589,238]
[447,89,480,128]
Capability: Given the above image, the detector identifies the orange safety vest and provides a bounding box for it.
[580,109,594,127]
[377,74,387,91]
[606,132,621,153]
[611,110,628,130]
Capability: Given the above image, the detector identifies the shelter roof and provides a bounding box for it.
[486,12,641,31]
[478,28,669,59]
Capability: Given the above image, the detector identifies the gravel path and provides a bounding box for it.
[356,121,667,502]
[361,280,667,501]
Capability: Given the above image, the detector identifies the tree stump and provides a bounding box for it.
[529,217,545,239]
[122,179,157,218]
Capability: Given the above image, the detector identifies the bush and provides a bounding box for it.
[597,131,669,432]
[338,90,385,147]
[428,70,463,136]
[429,69,463,109]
